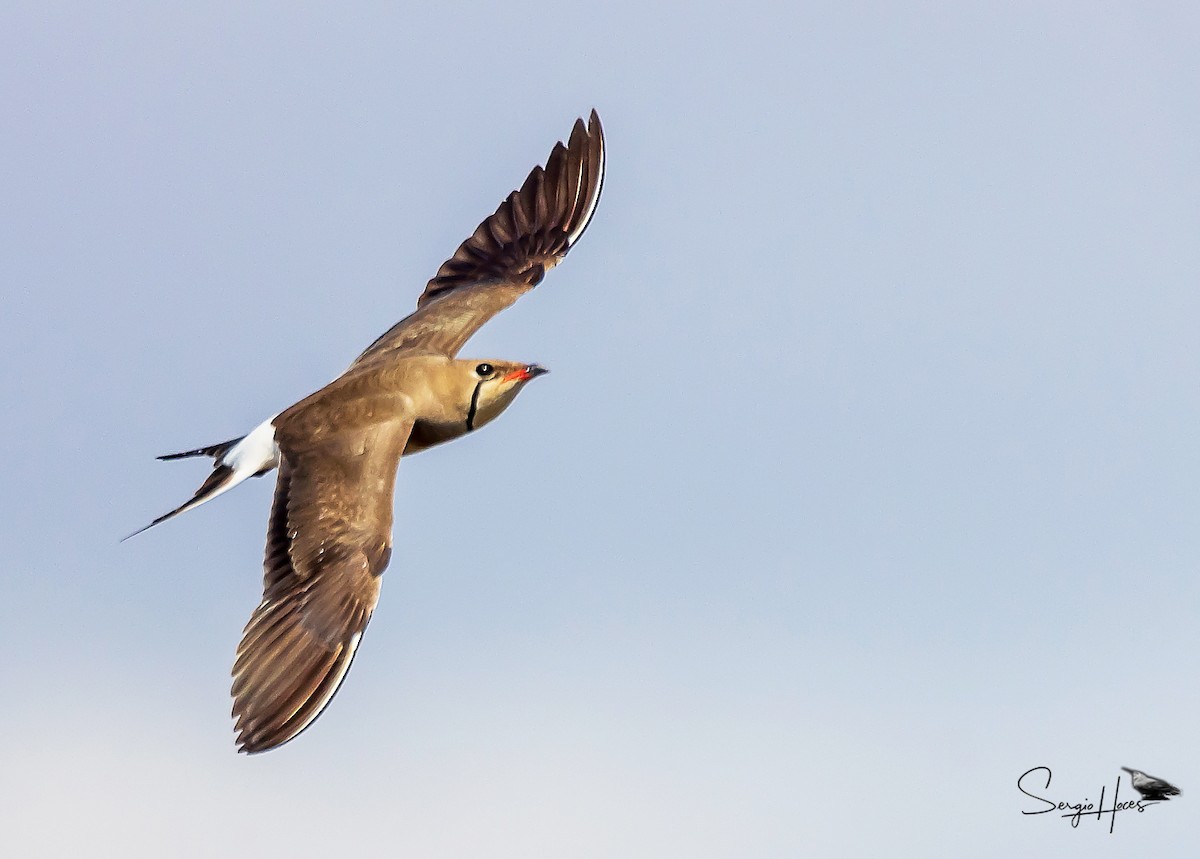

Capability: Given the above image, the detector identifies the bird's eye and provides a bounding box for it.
[475,363,494,378]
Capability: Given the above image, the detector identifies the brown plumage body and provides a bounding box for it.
[134,112,605,753]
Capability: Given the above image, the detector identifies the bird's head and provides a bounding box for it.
[459,360,549,432]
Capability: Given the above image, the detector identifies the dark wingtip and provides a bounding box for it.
[416,109,606,306]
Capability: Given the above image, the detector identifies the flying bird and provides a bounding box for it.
[130,111,605,753]
[1121,767,1182,802]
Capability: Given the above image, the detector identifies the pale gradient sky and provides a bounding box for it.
[3,2,1199,856]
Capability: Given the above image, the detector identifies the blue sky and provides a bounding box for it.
[3,2,1198,855]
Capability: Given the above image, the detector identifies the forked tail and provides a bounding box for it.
[124,416,280,540]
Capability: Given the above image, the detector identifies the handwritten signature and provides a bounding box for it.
[1018,766,1160,833]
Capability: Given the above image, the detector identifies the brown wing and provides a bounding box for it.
[352,110,605,365]
[231,416,413,754]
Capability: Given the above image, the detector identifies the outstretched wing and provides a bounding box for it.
[231,415,413,754]
[353,110,605,365]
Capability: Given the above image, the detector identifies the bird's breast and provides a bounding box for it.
[404,419,469,455]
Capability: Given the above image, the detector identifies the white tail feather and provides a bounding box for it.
[222,416,281,476]
[125,415,280,540]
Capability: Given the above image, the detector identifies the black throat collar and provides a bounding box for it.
[466,381,482,431]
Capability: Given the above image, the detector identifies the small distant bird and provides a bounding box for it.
[129,111,604,753]
[1122,767,1182,802]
